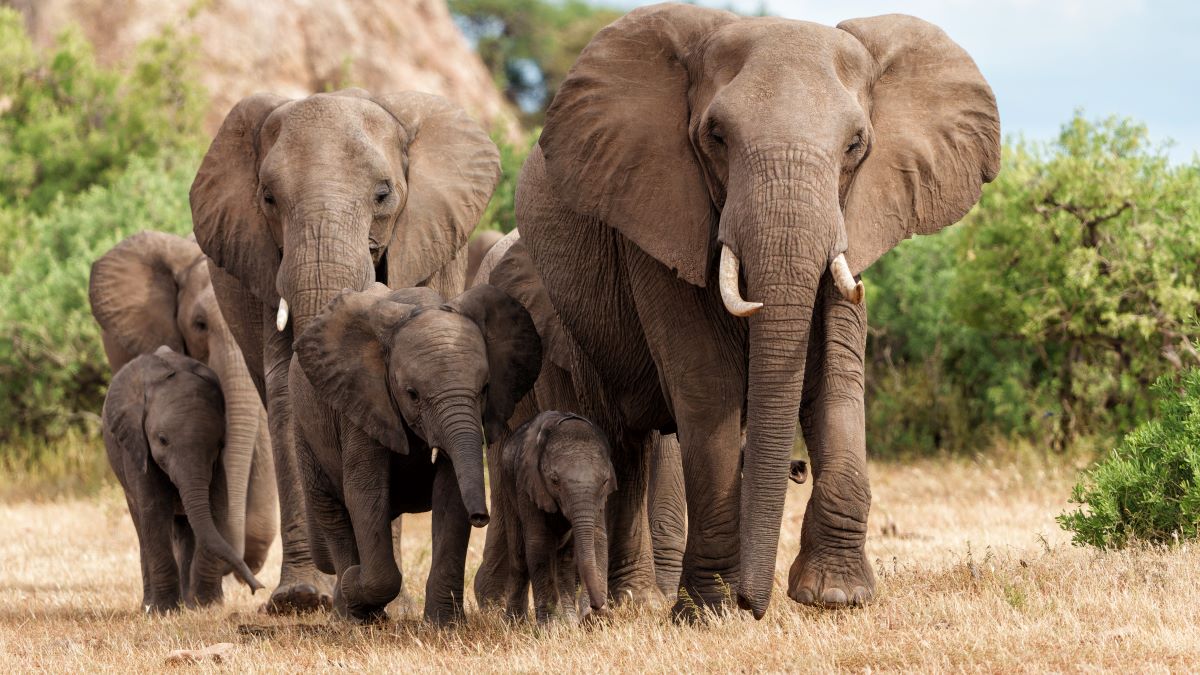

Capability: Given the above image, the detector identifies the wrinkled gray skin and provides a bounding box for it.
[514,4,1000,619]
[499,412,616,623]
[102,348,264,612]
[90,231,278,578]
[293,283,541,623]
[472,232,687,607]
[190,89,500,612]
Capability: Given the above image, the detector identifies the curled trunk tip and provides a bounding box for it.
[719,245,763,317]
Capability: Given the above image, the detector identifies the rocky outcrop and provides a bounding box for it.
[8,0,518,137]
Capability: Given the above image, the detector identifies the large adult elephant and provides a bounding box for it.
[515,4,1000,619]
[90,231,277,575]
[190,88,500,611]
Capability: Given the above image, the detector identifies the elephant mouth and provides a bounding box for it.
[373,249,389,284]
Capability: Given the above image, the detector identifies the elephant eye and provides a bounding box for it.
[374,182,392,204]
[194,318,207,332]
[405,386,419,403]
[846,134,864,155]
[480,383,489,399]
[262,187,275,206]
[157,433,169,446]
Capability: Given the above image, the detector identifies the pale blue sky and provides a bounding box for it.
[623,0,1199,162]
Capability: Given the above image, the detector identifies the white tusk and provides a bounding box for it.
[719,244,763,317]
[431,447,439,464]
[830,253,864,305]
[275,298,289,332]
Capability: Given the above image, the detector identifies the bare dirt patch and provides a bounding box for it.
[3,457,1197,672]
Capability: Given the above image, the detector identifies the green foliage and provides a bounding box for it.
[1058,369,1200,548]
[0,149,200,440]
[476,128,538,234]
[0,9,204,217]
[449,0,620,124]
[866,114,1200,456]
[0,11,205,441]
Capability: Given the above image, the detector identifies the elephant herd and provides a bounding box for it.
[88,4,999,624]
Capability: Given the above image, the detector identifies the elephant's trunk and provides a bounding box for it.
[180,482,264,592]
[435,400,490,527]
[570,506,607,612]
[277,197,375,339]
[726,145,838,619]
[207,334,260,559]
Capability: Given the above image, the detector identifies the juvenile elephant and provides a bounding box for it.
[293,283,541,623]
[102,347,264,612]
[472,233,687,607]
[515,4,1000,618]
[190,89,501,611]
[498,411,615,623]
[90,231,277,576]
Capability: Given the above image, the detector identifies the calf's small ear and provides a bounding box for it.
[518,416,558,513]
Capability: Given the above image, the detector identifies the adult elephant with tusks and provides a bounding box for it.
[513,4,999,620]
[190,88,500,613]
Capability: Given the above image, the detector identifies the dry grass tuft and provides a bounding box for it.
[2,455,1198,672]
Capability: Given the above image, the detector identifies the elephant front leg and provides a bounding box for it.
[262,326,333,613]
[605,431,659,606]
[788,279,874,608]
[133,499,182,613]
[425,458,472,625]
[336,438,401,624]
[648,432,686,598]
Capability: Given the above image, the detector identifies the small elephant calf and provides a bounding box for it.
[102,347,263,612]
[498,411,616,623]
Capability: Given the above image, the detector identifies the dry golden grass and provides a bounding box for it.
[3,454,1198,673]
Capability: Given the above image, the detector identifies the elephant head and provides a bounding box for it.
[538,5,999,616]
[102,347,263,592]
[296,283,542,526]
[189,89,502,341]
[89,231,262,562]
[515,412,617,615]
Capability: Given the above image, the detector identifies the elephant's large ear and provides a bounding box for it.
[539,4,737,288]
[191,93,288,303]
[89,232,201,356]
[372,92,501,289]
[838,15,1001,275]
[295,285,413,453]
[450,285,542,441]
[103,355,151,474]
[517,414,558,513]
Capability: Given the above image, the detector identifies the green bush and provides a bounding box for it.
[0,11,205,441]
[0,149,200,440]
[0,9,203,219]
[1058,368,1200,548]
[476,128,537,234]
[865,114,1200,456]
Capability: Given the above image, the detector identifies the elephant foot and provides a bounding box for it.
[142,598,181,615]
[609,579,664,609]
[264,580,333,615]
[787,545,875,608]
[423,602,466,627]
[668,575,734,623]
[331,566,394,624]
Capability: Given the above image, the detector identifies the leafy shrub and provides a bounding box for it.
[0,149,200,440]
[0,9,203,219]
[1058,369,1200,548]
[865,114,1200,456]
[476,129,537,234]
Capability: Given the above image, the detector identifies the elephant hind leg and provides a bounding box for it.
[648,432,686,599]
[788,277,874,608]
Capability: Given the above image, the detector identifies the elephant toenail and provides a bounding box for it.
[821,588,848,605]
[791,588,816,604]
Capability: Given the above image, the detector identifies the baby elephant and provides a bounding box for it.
[499,411,616,623]
[102,347,263,612]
